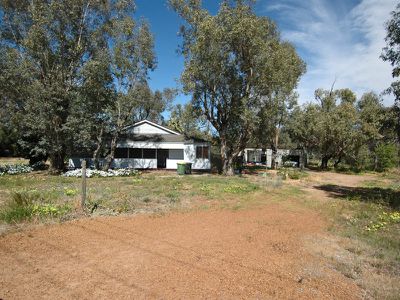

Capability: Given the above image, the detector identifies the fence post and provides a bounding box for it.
[81,160,87,210]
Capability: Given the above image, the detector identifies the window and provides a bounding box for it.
[196,146,209,159]
[169,149,183,160]
[130,148,142,158]
[143,149,156,159]
[115,148,128,158]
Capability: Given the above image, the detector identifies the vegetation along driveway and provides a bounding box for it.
[0,170,399,299]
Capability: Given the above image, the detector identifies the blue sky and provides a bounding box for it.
[135,0,397,108]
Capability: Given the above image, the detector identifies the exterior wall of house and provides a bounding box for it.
[127,123,174,135]
[184,143,211,170]
[117,141,211,170]
[69,141,211,170]
[112,158,157,169]
[166,149,184,169]
[68,120,210,170]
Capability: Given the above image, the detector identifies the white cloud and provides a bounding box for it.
[264,0,397,105]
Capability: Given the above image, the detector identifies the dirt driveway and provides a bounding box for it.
[0,198,361,299]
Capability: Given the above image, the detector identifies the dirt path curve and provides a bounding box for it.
[293,171,378,205]
[304,171,376,187]
[0,202,361,299]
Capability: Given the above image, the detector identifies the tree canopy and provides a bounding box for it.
[0,0,170,172]
[381,3,400,142]
[287,89,398,170]
[170,0,305,174]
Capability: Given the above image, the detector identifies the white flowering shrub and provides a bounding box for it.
[0,164,33,176]
[63,168,140,178]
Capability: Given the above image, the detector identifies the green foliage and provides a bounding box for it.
[169,0,305,175]
[353,144,374,171]
[223,183,258,194]
[364,211,400,232]
[0,190,71,223]
[0,0,120,170]
[167,103,209,139]
[276,168,307,180]
[0,1,169,172]
[63,188,78,197]
[287,169,303,180]
[381,3,400,143]
[375,143,399,171]
[288,89,397,171]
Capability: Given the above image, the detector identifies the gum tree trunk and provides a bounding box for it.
[93,126,104,170]
[220,137,235,176]
[49,152,65,174]
[320,156,330,169]
[103,133,118,171]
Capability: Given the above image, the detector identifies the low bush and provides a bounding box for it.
[223,183,258,194]
[375,143,399,171]
[277,168,307,180]
[0,190,71,223]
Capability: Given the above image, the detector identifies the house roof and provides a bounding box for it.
[124,120,181,135]
[119,133,209,144]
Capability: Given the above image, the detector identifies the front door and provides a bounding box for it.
[157,149,169,169]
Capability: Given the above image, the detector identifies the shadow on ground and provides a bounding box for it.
[315,184,400,209]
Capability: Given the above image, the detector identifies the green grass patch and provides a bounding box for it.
[315,182,400,268]
[0,173,267,223]
[0,189,71,223]
[277,168,309,180]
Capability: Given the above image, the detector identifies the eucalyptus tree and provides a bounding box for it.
[288,88,358,169]
[287,103,320,162]
[167,102,210,139]
[0,0,164,172]
[169,0,305,174]
[354,92,385,169]
[381,3,400,142]
[0,0,124,172]
[255,92,298,169]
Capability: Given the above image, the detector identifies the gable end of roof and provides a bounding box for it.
[124,120,181,135]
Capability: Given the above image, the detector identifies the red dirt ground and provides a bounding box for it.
[0,202,362,299]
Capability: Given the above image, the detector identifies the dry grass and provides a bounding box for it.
[0,157,29,165]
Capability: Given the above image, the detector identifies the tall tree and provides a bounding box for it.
[0,0,120,172]
[0,0,162,172]
[381,3,400,142]
[255,92,298,169]
[288,88,358,169]
[355,92,385,170]
[169,0,305,175]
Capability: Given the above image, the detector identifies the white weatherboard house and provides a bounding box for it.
[69,120,211,170]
